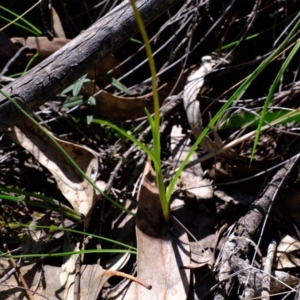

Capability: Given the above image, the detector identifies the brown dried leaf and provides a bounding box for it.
[170,125,213,200]
[60,243,80,300]
[11,36,70,60]
[274,235,300,269]
[0,260,111,300]
[81,66,194,122]
[7,119,98,215]
[135,160,190,299]
[0,261,62,300]
[87,54,125,87]
[51,6,66,38]
[0,32,26,71]
[80,265,112,300]
[81,81,156,122]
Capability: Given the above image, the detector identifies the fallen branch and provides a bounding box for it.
[0,0,181,132]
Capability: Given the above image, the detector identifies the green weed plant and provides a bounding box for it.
[94,1,300,222]
[1,1,300,259]
[0,4,42,36]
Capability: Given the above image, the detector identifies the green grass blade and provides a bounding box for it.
[0,184,83,220]
[0,4,42,35]
[167,18,300,202]
[144,109,161,167]
[129,0,159,131]
[130,0,169,221]
[219,10,300,51]
[73,74,87,96]
[14,223,137,251]
[144,109,168,218]
[251,39,300,161]
[0,15,40,35]
[2,249,136,259]
[218,110,292,130]
[92,119,159,170]
[0,89,133,215]
[22,53,39,75]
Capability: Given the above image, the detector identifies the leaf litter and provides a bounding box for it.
[1,1,300,299]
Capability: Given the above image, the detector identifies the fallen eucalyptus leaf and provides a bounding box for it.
[7,119,98,215]
[134,160,190,299]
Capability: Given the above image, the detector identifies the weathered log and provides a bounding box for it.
[0,0,181,132]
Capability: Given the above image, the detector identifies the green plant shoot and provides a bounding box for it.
[128,0,168,222]
[0,89,132,216]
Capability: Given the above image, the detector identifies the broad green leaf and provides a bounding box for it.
[87,96,96,124]
[62,95,84,108]
[61,77,90,96]
[73,74,88,96]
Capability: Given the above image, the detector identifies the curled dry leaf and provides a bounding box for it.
[170,125,213,200]
[134,160,190,300]
[7,119,98,215]
[274,235,300,269]
[183,55,225,152]
[0,259,117,300]
[0,261,62,300]
[51,6,66,39]
[81,66,194,122]
[0,32,27,71]
[81,81,157,122]
[11,37,70,61]
[60,243,80,300]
